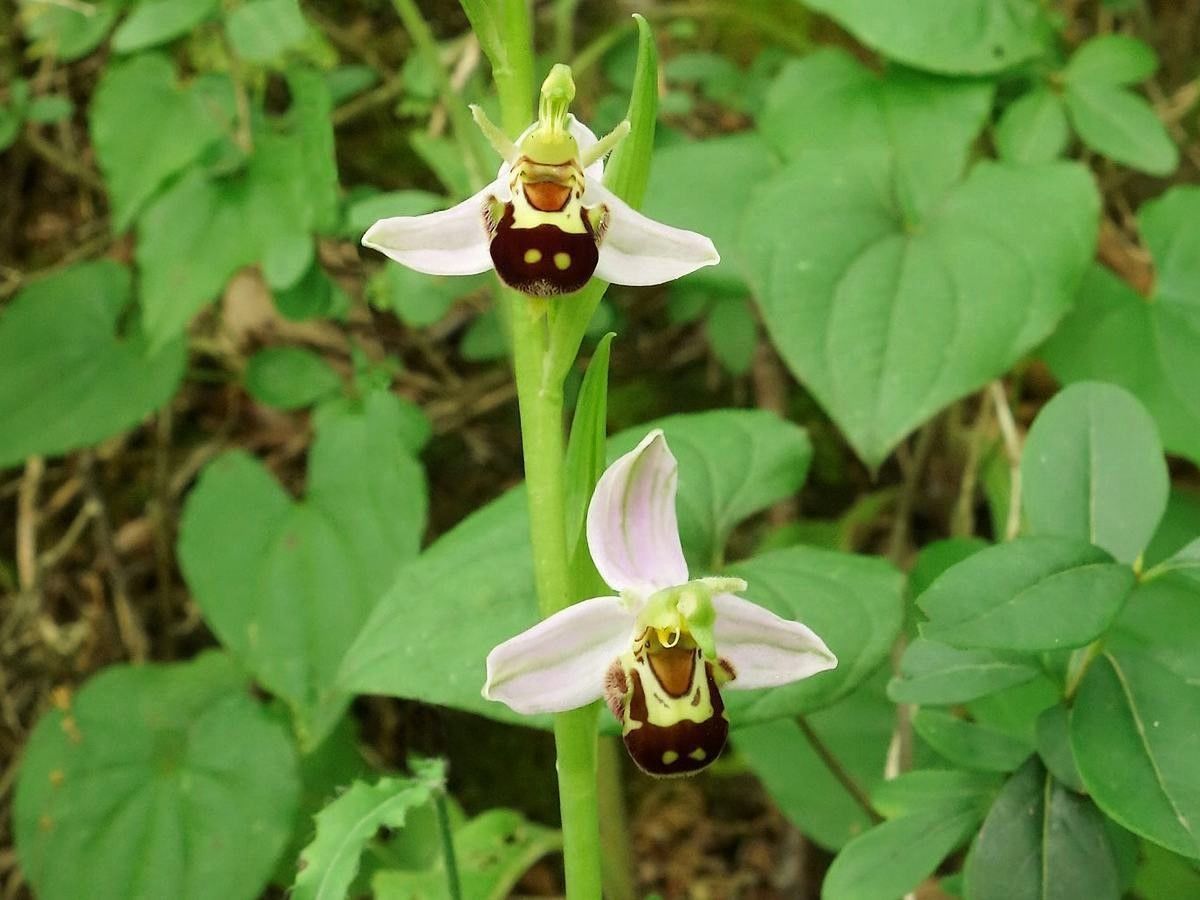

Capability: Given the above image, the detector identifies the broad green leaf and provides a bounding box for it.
[179,390,428,747]
[112,0,221,52]
[262,233,314,290]
[0,261,185,467]
[1064,82,1178,175]
[18,0,120,60]
[966,675,1061,747]
[871,769,1000,820]
[1107,575,1200,685]
[1043,190,1200,464]
[737,674,893,851]
[919,536,1134,651]
[799,0,1047,75]
[912,708,1033,773]
[226,0,310,62]
[1135,843,1200,898]
[706,296,758,375]
[292,762,445,900]
[1065,35,1158,86]
[91,54,226,231]
[339,410,821,727]
[642,133,777,290]
[994,88,1069,164]
[724,545,904,721]
[747,51,1097,467]
[1145,489,1200,567]
[1072,649,1200,858]
[821,806,981,900]
[888,638,1040,705]
[14,653,299,900]
[138,70,337,345]
[909,538,988,599]
[371,809,562,900]
[1021,382,1168,564]
[964,759,1120,900]
[244,346,342,410]
[1035,703,1085,793]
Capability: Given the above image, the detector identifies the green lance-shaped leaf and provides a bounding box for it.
[292,761,446,900]
[1021,382,1168,565]
[14,653,299,900]
[1071,649,1200,859]
[0,260,185,467]
[965,759,1121,900]
[1035,703,1086,793]
[1043,188,1200,466]
[871,769,1000,821]
[918,536,1135,652]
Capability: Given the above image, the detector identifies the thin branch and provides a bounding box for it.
[23,126,105,191]
[796,716,883,825]
[989,380,1023,541]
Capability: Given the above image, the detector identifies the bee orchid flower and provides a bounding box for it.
[362,64,719,297]
[484,430,837,776]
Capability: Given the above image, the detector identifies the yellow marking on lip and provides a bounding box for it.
[554,252,572,270]
[689,748,707,761]
[524,249,542,264]
[662,750,679,765]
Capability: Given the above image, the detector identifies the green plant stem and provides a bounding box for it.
[597,736,636,900]
[391,0,490,189]
[434,791,463,900]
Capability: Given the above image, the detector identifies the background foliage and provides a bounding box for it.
[2,0,1200,898]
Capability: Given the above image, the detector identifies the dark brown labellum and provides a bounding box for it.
[621,656,729,778]
[488,203,599,296]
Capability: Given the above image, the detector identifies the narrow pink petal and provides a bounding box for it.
[587,430,689,595]
[483,596,634,715]
[714,593,837,690]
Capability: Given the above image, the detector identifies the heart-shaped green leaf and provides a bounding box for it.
[746,51,1098,467]
[179,390,428,747]
[14,653,299,900]
[0,261,185,467]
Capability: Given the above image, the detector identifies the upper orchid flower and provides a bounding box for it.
[484,430,837,777]
[362,64,719,297]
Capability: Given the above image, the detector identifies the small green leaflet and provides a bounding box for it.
[912,708,1033,773]
[293,761,446,900]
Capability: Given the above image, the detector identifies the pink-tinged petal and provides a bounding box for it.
[713,593,837,690]
[584,180,720,286]
[587,430,690,595]
[362,180,503,276]
[483,596,634,715]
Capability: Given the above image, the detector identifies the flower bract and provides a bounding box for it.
[484,429,837,776]
[362,64,719,297]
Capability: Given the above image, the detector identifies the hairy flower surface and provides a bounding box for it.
[362,65,719,297]
[484,430,837,776]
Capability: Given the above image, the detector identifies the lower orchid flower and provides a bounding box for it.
[362,64,719,297]
[484,430,837,777]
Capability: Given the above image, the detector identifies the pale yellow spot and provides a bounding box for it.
[49,769,65,787]
[553,252,571,270]
[662,750,679,765]
[524,248,542,264]
[689,748,707,761]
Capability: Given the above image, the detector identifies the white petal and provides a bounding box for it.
[713,593,837,690]
[483,596,634,715]
[362,180,503,276]
[587,430,689,596]
[585,180,720,286]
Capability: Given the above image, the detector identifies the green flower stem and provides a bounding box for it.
[434,790,463,900]
[391,0,491,189]
[597,736,636,900]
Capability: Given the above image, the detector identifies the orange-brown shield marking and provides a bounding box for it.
[622,657,729,778]
[523,181,572,212]
[647,645,697,697]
